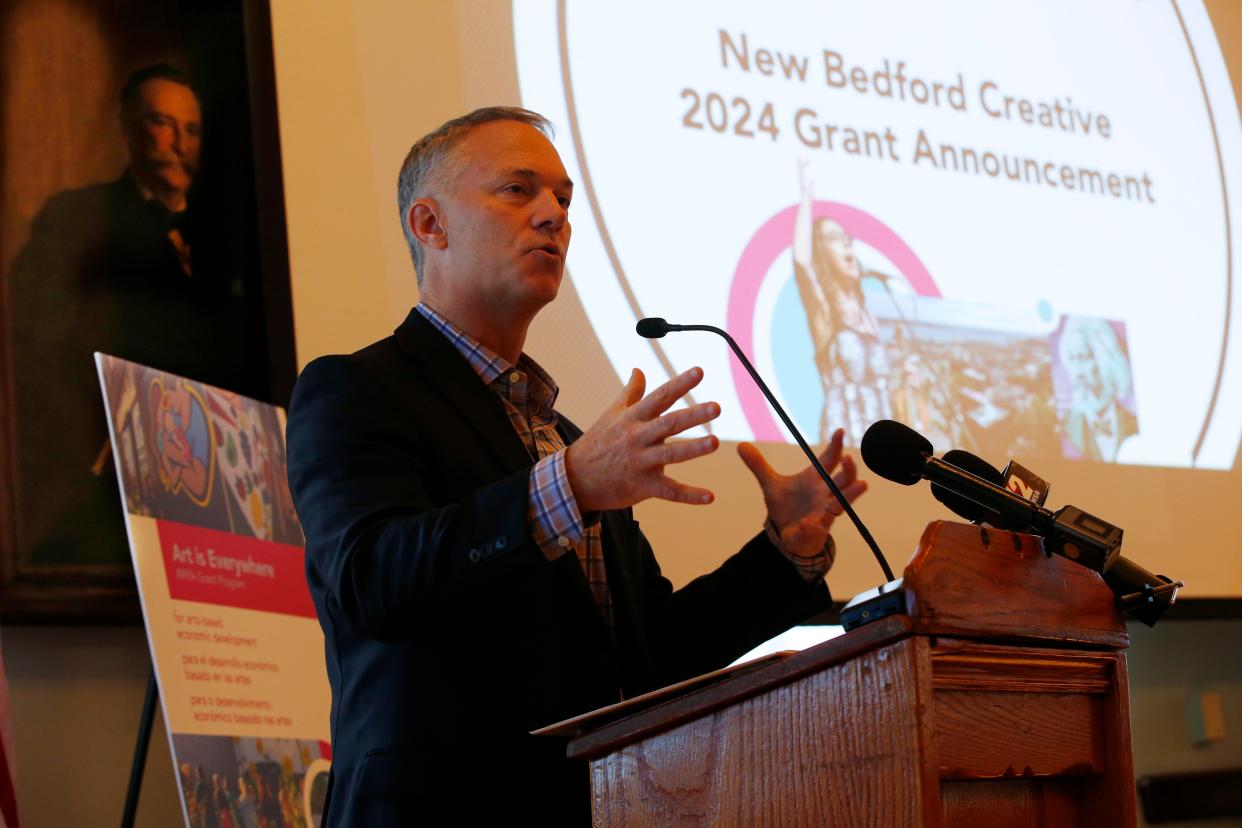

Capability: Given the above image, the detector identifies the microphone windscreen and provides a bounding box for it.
[860,420,933,485]
[933,449,1004,522]
[635,317,669,338]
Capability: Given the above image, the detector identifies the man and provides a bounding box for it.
[793,161,893,441]
[10,63,243,567]
[286,107,865,825]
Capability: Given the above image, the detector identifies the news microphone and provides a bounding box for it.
[932,449,1004,524]
[635,317,895,582]
[1002,459,1050,506]
[860,421,1122,573]
[915,446,1181,626]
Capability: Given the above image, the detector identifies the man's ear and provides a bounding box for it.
[408,198,448,252]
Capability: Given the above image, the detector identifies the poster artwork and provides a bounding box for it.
[98,354,330,828]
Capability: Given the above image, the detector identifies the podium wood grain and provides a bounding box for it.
[567,522,1137,827]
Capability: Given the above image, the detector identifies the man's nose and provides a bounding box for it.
[532,190,568,229]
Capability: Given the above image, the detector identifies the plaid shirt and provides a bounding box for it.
[416,304,831,625]
[416,304,612,625]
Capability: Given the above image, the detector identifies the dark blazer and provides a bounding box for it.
[10,173,242,567]
[286,309,831,826]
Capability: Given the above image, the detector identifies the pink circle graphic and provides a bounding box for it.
[726,202,940,442]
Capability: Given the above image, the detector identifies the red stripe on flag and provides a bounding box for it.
[0,726,18,828]
[156,520,315,618]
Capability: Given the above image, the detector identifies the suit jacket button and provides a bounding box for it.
[468,548,481,563]
[495,535,508,550]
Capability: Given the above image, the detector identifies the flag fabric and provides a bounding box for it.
[0,632,19,827]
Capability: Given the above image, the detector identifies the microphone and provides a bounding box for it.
[861,420,1122,573]
[904,441,1182,626]
[862,269,896,282]
[1002,459,1050,506]
[932,449,1003,524]
[635,317,895,582]
[634,317,676,338]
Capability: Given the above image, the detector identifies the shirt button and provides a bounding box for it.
[468,548,481,563]
[495,535,508,550]
[556,536,572,549]
[509,371,522,383]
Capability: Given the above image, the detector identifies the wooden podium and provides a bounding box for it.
[564,521,1136,827]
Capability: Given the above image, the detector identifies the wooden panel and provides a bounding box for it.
[569,614,914,761]
[590,637,940,828]
[903,522,1128,648]
[932,650,1112,694]
[941,778,1085,828]
[1081,651,1137,828]
[936,691,1102,779]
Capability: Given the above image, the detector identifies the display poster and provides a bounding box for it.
[97,354,331,828]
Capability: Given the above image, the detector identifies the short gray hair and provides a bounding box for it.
[396,106,553,281]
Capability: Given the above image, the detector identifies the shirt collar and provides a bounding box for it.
[416,303,560,410]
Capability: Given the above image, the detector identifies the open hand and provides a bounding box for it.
[566,367,721,512]
[737,428,866,558]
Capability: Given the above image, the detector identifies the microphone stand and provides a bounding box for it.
[652,322,896,582]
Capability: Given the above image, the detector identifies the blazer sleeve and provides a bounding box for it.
[654,533,832,685]
[601,507,831,693]
[287,354,546,642]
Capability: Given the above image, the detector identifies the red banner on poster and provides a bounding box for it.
[157,519,315,618]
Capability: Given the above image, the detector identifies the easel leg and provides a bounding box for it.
[120,668,158,828]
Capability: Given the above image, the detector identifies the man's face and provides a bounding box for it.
[429,120,573,317]
[123,78,202,193]
[815,219,860,282]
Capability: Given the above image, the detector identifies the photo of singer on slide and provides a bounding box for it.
[792,159,893,442]
[284,107,867,826]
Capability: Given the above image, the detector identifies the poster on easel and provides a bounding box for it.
[97,353,331,828]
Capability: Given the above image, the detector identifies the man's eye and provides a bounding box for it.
[558,196,572,208]
[503,183,527,194]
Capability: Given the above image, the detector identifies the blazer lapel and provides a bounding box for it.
[393,308,533,475]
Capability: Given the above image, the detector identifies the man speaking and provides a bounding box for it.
[287,107,865,826]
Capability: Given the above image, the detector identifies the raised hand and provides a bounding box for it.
[798,157,813,197]
[737,428,866,559]
[566,367,721,512]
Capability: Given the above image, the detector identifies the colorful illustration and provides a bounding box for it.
[99,354,329,828]
[151,376,216,506]
[99,356,302,544]
[207,387,279,540]
[172,734,330,828]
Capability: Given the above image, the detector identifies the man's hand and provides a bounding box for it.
[566,367,720,513]
[737,428,866,559]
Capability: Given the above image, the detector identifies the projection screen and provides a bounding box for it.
[272,0,1242,601]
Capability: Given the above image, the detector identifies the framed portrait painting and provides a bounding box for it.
[0,0,295,621]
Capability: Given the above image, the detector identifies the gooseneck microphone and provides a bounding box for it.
[636,317,895,582]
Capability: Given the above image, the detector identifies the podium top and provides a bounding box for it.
[900,521,1128,648]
